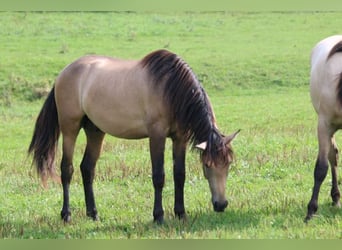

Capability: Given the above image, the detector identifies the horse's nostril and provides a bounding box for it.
[213,200,228,212]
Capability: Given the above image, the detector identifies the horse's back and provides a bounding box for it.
[310,35,342,119]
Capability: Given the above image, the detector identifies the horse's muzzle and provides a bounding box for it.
[213,200,228,212]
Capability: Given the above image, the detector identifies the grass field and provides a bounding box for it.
[1,11,342,239]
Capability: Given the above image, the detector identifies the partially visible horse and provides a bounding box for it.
[28,49,239,223]
[306,35,342,222]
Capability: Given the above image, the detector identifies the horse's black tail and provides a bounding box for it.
[28,86,60,186]
[327,40,342,60]
[327,41,342,107]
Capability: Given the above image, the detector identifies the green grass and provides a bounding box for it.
[1,11,342,239]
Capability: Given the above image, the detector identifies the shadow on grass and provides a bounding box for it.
[2,201,341,239]
[97,208,262,238]
[0,208,261,238]
[107,201,342,238]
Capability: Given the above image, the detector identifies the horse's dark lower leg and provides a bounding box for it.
[60,154,74,222]
[81,118,105,221]
[80,150,98,220]
[172,138,186,219]
[329,138,341,207]
[149,135,166,224]
[60,123,80,222]
[306,156,329,222]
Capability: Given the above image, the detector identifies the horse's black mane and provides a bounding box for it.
[140,49,221,148]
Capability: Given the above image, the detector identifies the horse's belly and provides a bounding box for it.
[106,121,148,139]
[89,112,149,139]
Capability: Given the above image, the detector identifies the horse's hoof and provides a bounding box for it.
[62,214,71,223]
[61,211,71,223]
[87,210,99,221]
[153,216,164,225]
[332,201,341,208]
[304,214,312,223]
[90,214,99,221]
[304,210,317,223]
[305,201,318,223]
[175,212,187,221]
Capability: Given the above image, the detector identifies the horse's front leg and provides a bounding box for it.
[172,137,187,219]
[149,135,166,224]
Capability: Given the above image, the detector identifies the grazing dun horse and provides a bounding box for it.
[28,49,239,223]
[306,35,342,222]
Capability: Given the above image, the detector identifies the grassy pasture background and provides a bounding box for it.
[0,11,342,238]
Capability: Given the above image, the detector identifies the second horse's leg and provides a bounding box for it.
[305,119,333,222]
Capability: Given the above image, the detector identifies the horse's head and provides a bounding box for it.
[196,130,240,212]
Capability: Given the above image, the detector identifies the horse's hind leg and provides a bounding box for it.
[80,117,105,220]
[60,122,81,222]
[305,118,332,222]
[329,137,341,207]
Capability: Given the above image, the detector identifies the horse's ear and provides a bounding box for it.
[195,141,207,151]
[223,129,241,145]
